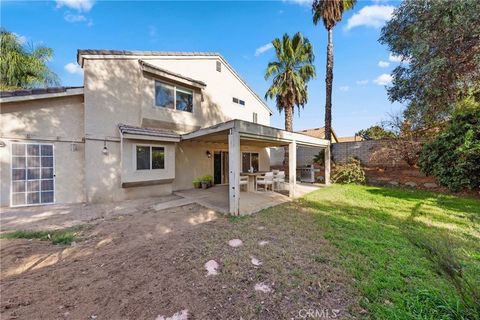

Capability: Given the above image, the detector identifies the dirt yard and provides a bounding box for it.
[1,202,359,319]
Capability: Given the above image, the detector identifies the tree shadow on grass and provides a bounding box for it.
[365,186,480,221]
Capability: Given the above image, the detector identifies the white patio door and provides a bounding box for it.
[11,143,55,206]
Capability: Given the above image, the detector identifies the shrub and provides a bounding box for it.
[419,105,480,191]
[331,158,365,184]
[405,229,480,318]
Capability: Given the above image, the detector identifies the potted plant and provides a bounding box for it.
[201,175,213,189]
[192,178,201,189]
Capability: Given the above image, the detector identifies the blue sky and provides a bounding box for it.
[1,0,404,136]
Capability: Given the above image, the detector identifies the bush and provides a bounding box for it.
[419,105,480,191]
[331,158,365,184]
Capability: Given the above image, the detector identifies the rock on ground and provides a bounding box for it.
[228,239,243,247]
[254,282,272,293]
[250,256,262,266]
[205,260,219,276]
[155,309,188,320]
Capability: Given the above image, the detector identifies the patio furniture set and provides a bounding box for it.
[240,170,285,192]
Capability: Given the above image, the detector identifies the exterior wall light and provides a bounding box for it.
[102,139,109,155]
[206,150,212,158]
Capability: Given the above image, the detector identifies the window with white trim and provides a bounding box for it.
[136,145,165,170]
[11,143,54,206]
[155,80,193,113]
[253,112,258,123]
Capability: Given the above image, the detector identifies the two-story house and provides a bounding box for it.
[0,50,330,215]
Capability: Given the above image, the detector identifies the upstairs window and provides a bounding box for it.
[155,81,193,113]
[253,112,258,123]
[136,145,165,170]
[233,97,245,106]
[216,61,222,72]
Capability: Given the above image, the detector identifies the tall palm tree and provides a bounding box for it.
[0,29,59,90]
[265,32,316,132]
[312,0,356,140]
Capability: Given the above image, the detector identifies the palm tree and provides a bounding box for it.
[265,32,316,132]
[312,0,356,140]
[0,29,59,90]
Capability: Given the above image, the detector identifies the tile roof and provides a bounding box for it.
[118,124,181,139]
[138,60,207,87]
[0,86,84,98]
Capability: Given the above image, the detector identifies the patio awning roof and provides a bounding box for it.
[118,124,181,142]
[181,120,330,147]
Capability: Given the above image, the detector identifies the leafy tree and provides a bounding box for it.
[356,125,395,140]
[265,32,316,132]
[419,99,480,191]
[379,0,480,129]
[0,29,59,90]
[312,0,356,140]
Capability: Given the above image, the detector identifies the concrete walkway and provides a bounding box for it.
[0,194,182,232]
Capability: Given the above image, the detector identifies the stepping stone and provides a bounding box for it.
[250,256,262,266]
[228,239,243,247]
[204,260,219,276]
[155,309,189,320]
[258,240,269,247]
[254,282,272,293]
[257,226,265,230]
[405,181,417,187]
[424,182,438,188]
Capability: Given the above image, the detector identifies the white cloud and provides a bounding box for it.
[373,73,393,86]
[56,0,95,12]
[356,80,369,85]
[13,32,27,45]
[378,60,390,68]
[345,5,395,30]
[339,86,350,92]
[389,52,408,63]
[64,62,83,75]
[64,13,87,22]
[255,43,273,56]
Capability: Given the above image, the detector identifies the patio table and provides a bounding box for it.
[240,172,267,192]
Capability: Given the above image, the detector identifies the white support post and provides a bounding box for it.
[228,129,240,215]
[324,145,331,185]
[289,140,297,198]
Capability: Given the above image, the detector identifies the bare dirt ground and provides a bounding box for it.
[1,202,360,319]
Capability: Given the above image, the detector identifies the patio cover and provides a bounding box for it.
[182,120,331,215]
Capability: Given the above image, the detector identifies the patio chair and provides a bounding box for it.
[256,172,274,192]
[273,171,285,191]
[239,175,248,191]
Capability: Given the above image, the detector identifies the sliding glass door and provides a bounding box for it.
[11,143,55,206]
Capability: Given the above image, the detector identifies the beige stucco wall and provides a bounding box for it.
[121,139,175,184]
[83,57,271,139]
[84,139,172,203]
[82,55,272,201]
[0,95,85,207]
[173,140,270,191]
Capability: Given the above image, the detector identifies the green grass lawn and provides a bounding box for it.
[301,184,480,320]
[0,226,83,245]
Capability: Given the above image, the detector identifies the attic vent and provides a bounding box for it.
[216,61,221,72]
